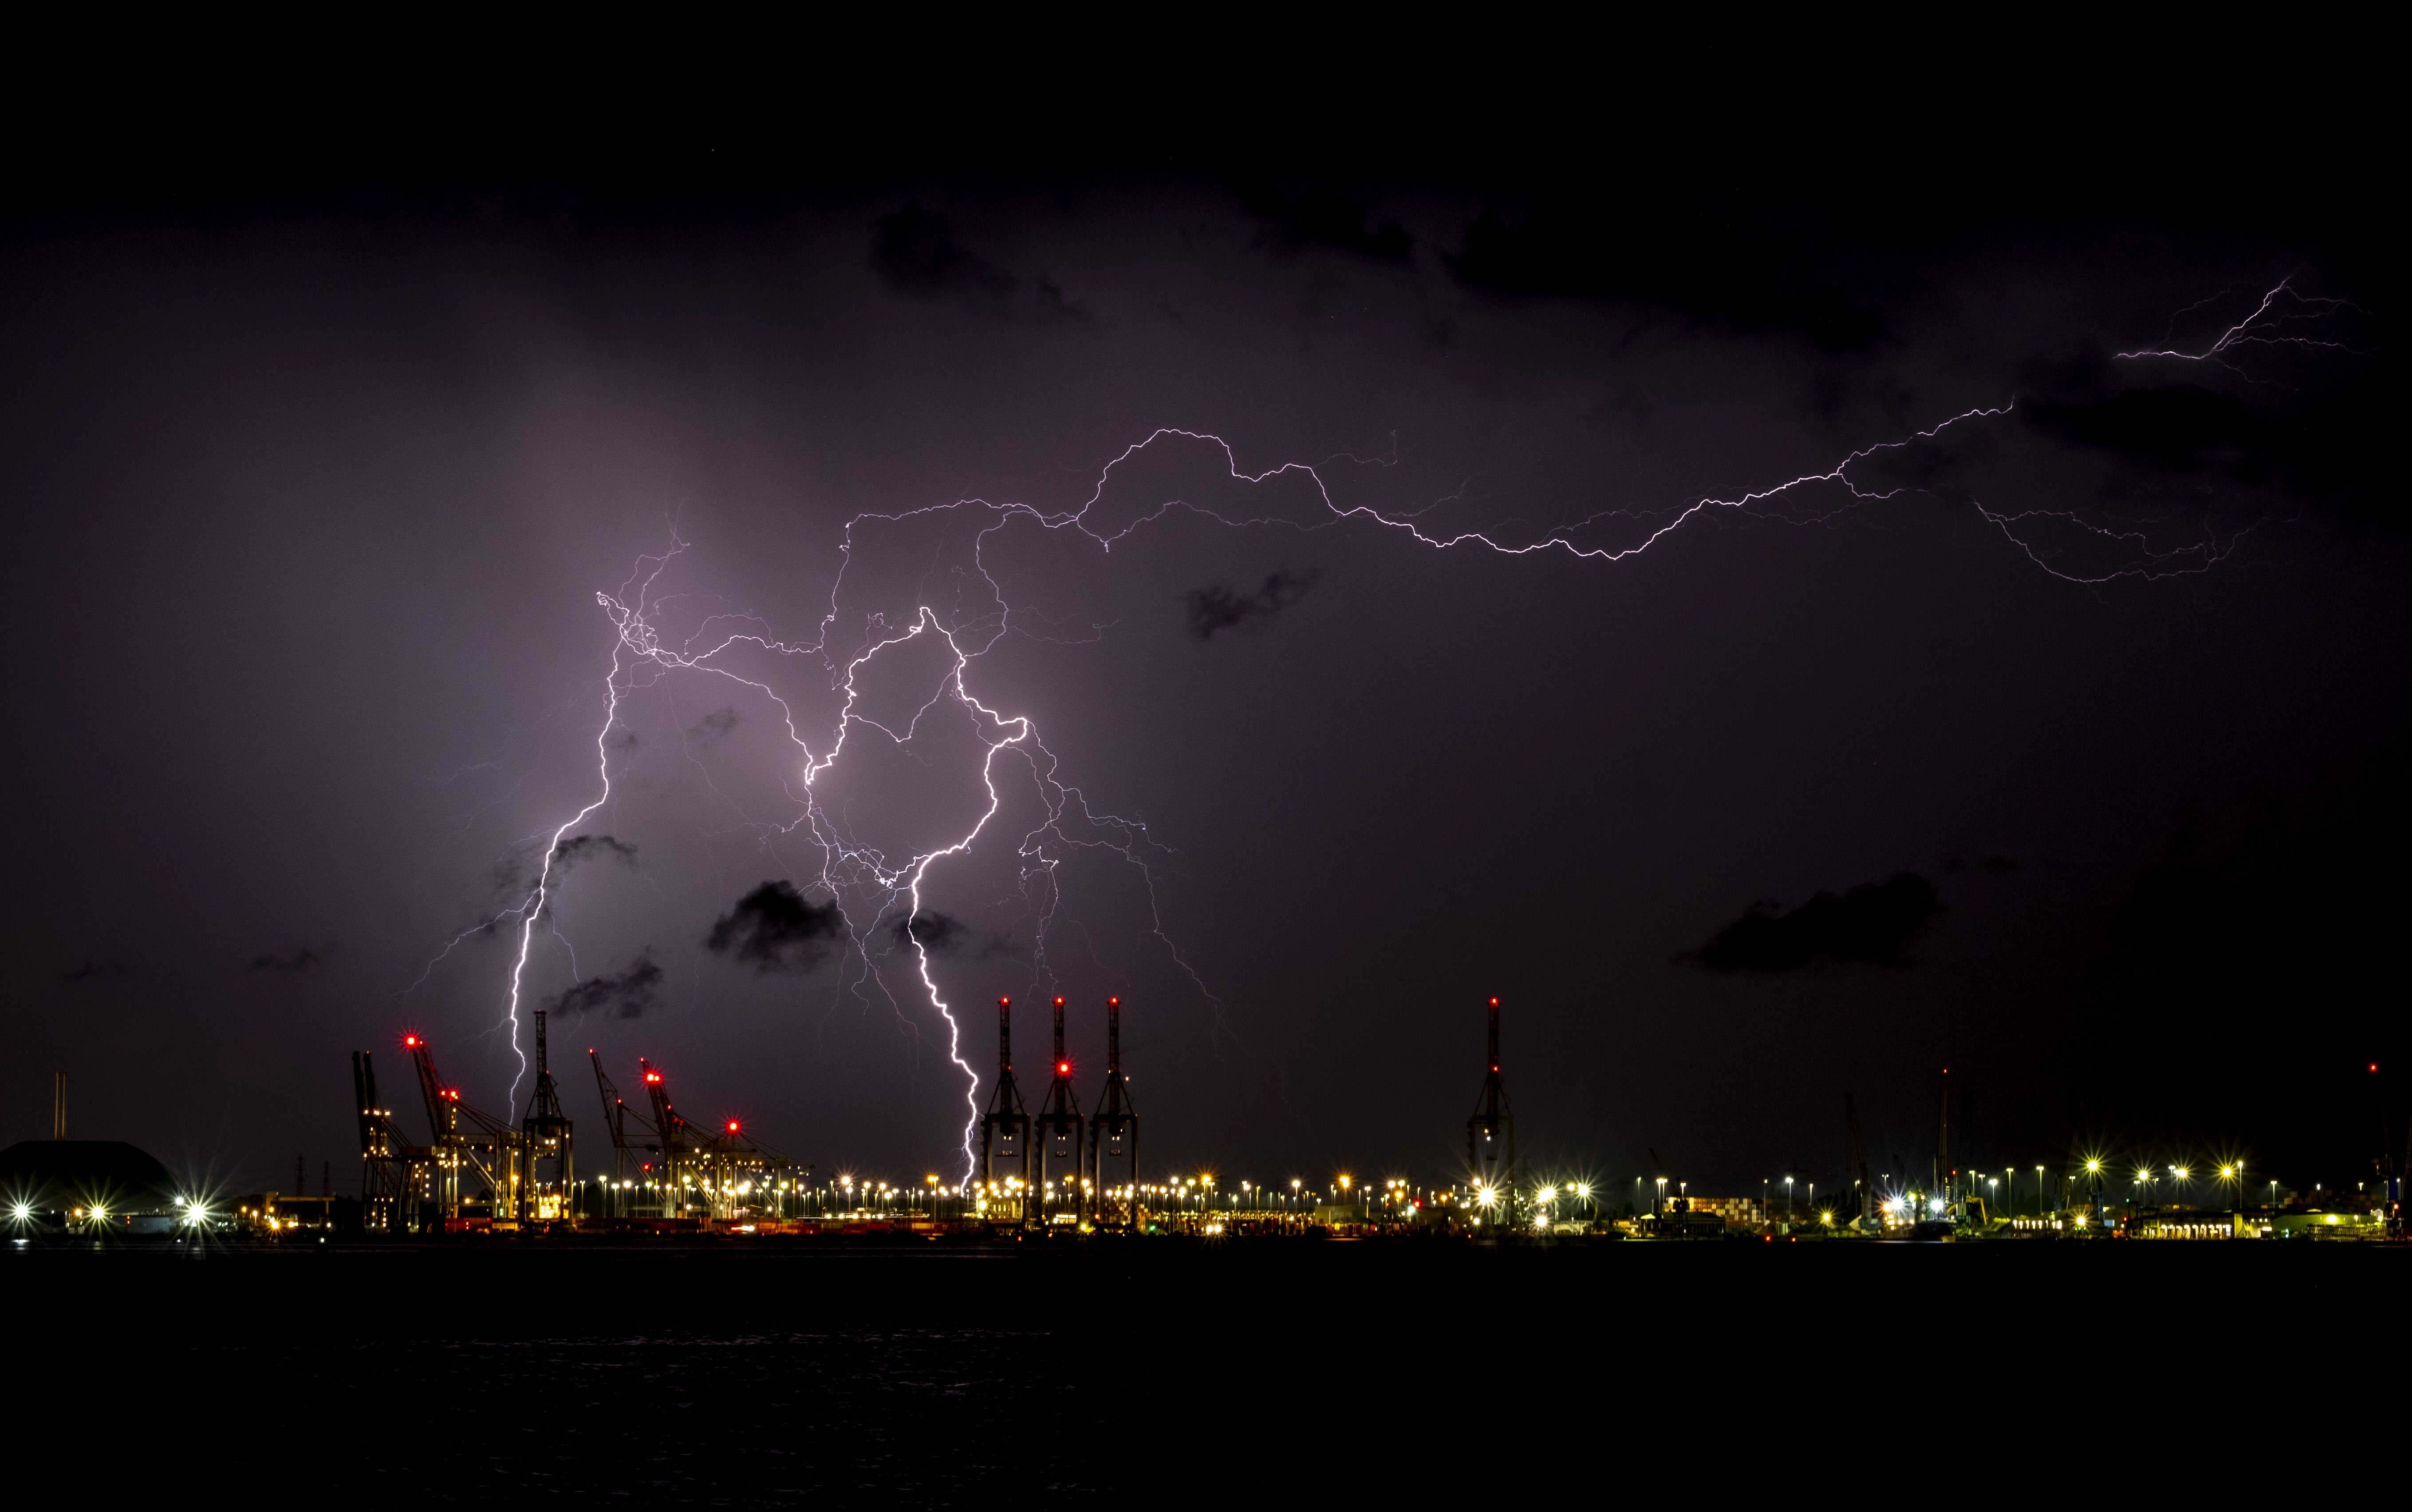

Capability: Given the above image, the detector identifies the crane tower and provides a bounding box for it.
[1466,996,1515,1225]
[1087,996,1139,1228]
[1033,996,1085,1224]
[978,997,1032,1223]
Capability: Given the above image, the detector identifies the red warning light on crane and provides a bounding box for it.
[726,1120,741,1134]
[1108,996,1119,1006]
[1058,1061,1070,1075]
[403,1035,419,1047]
[644,1071,661,1084]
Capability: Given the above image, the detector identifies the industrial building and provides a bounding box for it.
[1,1075,188,1234]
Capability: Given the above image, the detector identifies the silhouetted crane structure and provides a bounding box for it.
[589,1049,665,1216]
[638,1056,696,1214]
[1033,996,1085,1223]
[1087,996,1139,1228]
[978,996,1031,1223]
[632,1056,797,1221]
[350,1049,431,1232]
[516,1010,575,1225]
[1467,997,1515,1225]
[404,1034,525,1225]
[2373,1060,2408,1238]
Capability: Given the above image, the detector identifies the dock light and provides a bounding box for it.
[10,1203,28,1222]
[1574,1185,1590,1201]
[2085,1159,2102,1174]
[1538,1187,1555,1203]
[1476,1185,1497,1207]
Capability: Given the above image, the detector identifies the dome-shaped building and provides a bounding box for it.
[0,1139,181,1232]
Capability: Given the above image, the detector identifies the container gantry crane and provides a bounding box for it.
[1087,996,1139,1229]
[979,997,1032,1225]
[1466,997,1515,1225]
[1033,997,1085,1225]
[406,1033,526,1225]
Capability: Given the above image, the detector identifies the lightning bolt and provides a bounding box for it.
[2114,275,2369,375]
[437,277,2358,1171]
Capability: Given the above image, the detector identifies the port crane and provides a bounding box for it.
[404,1033,527,1225]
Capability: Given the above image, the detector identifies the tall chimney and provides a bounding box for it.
[52,1071,65,1139]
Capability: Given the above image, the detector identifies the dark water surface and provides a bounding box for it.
[13,1238,2391,1502]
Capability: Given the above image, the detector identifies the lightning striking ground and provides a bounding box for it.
[425,277,2359,1174]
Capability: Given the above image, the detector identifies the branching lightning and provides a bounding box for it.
[419,278,2361,1176]
[2114,276,2368,376]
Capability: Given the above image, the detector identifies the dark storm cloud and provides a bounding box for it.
[1236,181,1411,261]
[871,204,1091,323]
[872,204,1018,312]
[1684,873,1940,971]
[550,834,638,869]
[246,948,323,976]
[688,707,740,741]
[2022,373,2391,520]
[705,882,846,973]
[1185,567,1321,641]
[59,959,126,984]
[888,910,966,954]
[1449,203,1880,351]
[550,950,663,1018]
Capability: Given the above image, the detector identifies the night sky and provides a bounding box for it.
[4,77,2397,1201]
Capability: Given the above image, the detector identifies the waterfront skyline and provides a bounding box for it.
[4,96,2398,1197]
